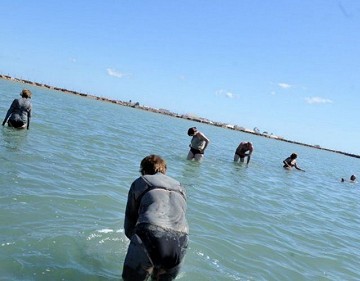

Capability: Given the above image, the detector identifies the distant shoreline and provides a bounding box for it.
[1,74,359,159]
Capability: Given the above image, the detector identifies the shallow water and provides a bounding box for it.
[1,79,360,281]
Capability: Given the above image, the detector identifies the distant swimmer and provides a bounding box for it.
[341,175,357,183]
[187,127,210,161]
[234,141,254,165]
[2,89,32,130]
[122,155,189,281]
[283,153,305,171]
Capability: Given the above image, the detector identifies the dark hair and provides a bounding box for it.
[187,127,197,136]
[290,153,297,159]
[140,155,167,175]
[21,89,32,98]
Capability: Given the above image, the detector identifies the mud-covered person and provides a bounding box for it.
[2,89,32,130]
[122,155,189,281]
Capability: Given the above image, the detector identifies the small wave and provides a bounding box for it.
[97,228,114,234]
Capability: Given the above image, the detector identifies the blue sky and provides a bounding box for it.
[1,0,359,155]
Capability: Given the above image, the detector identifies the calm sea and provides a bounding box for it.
[1,78,359,281]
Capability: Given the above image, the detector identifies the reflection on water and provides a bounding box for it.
[181,160,201,180]
[1,127,28,152]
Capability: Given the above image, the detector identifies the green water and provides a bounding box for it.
[1,79,360,280]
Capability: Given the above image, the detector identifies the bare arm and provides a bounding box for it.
[246,147,254,165]
[283,159,291,168]
[198,132,210,151]
[246,152,252,165]
[294,163,305,172]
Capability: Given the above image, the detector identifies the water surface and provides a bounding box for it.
[1,79,359,281]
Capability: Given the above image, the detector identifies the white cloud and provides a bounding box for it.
[224,92,234,98]
[305,97,333,104]
[215,89,238,99]
[278,83,292,89]
[107,68,129,78]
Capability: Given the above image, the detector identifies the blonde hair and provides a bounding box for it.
[140,155,167,175]
[21,89,32,98]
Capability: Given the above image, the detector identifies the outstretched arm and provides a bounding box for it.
[294,164,305,172]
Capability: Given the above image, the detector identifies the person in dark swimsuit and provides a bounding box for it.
[187,127,210,161]
[283,153,305,171]
[122,155,189,281]
[234,141,254,165]
[2,89,32,130]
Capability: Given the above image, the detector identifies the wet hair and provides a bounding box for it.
[140,155,167,175]
[187,127,197,136]
[21,89,32,99]
[290,153,298,159]
[350,175,356,181]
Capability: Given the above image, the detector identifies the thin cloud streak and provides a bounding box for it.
[278,83,292,89]
[107,68,130,78]
[305,97,333,104]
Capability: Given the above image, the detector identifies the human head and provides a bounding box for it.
[290,153,298,159]
[350,175,356,181]
[140,155,167,175]
[187,127,197,136]
[20,89,32,99]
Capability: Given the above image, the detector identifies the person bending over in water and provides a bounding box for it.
[122,155,189,281]
[283,153,305,171]
[234,141,254,165]
[2,89,32,130]
[187,127,210,161]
